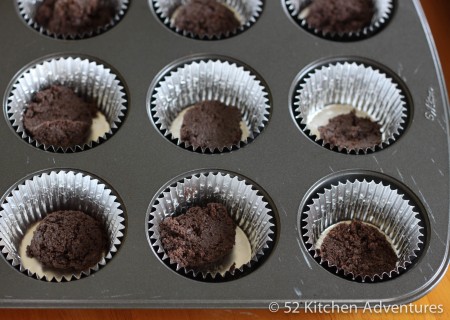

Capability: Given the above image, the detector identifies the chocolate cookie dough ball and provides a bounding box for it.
[26,210,108,271]
[159,203,236,269]
[180,100,243,150]
[306,0,375,34]
[172,0,241,37]
[23,85,98,148]
[318,111,382,150]
[319,220,397,277]
[35,0,116,35]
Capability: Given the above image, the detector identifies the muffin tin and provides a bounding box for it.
[0,0,449,308]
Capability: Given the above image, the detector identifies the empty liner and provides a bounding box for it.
[302,177,424,282]
[17,0,129,40]
[292,60,408,154]
[6,55,127,152]
[149,57,270,153]
[0,170,125,282]
[147,171,276,281]
[284,0,394,41]
[151,0,263,40]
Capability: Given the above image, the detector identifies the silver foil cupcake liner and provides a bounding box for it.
[149,57,271,153]
[147,171,276,281]
[17,0,129,40]
[292,59,408,154]
[0,170,126,282]
[6,55,128,153]
[284,0,394,41]
[151,0,263,40]
[301,175,424,282]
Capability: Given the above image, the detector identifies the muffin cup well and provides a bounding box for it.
[147,171,277,282]
[149,56,271,153]
[301,173,425,282]
[151,0,263,40]
[0,170,126,282]
[284,0,394,41]
[17,0,129,40]
[292,59,409,154]
[5,55,128,153]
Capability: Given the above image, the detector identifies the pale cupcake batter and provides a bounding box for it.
[89,111,110,142]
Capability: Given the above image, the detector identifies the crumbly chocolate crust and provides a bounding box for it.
[319,220,397,277]
[159,203,236,269]
[23,85,98,147]
[306,0,375,34]
[173,0,241,37]
[180,100,242,150]
[318,111,381,150]
[35,0,116,35]
[26,210,108,271]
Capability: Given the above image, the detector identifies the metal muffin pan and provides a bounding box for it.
[0,0,448,308]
